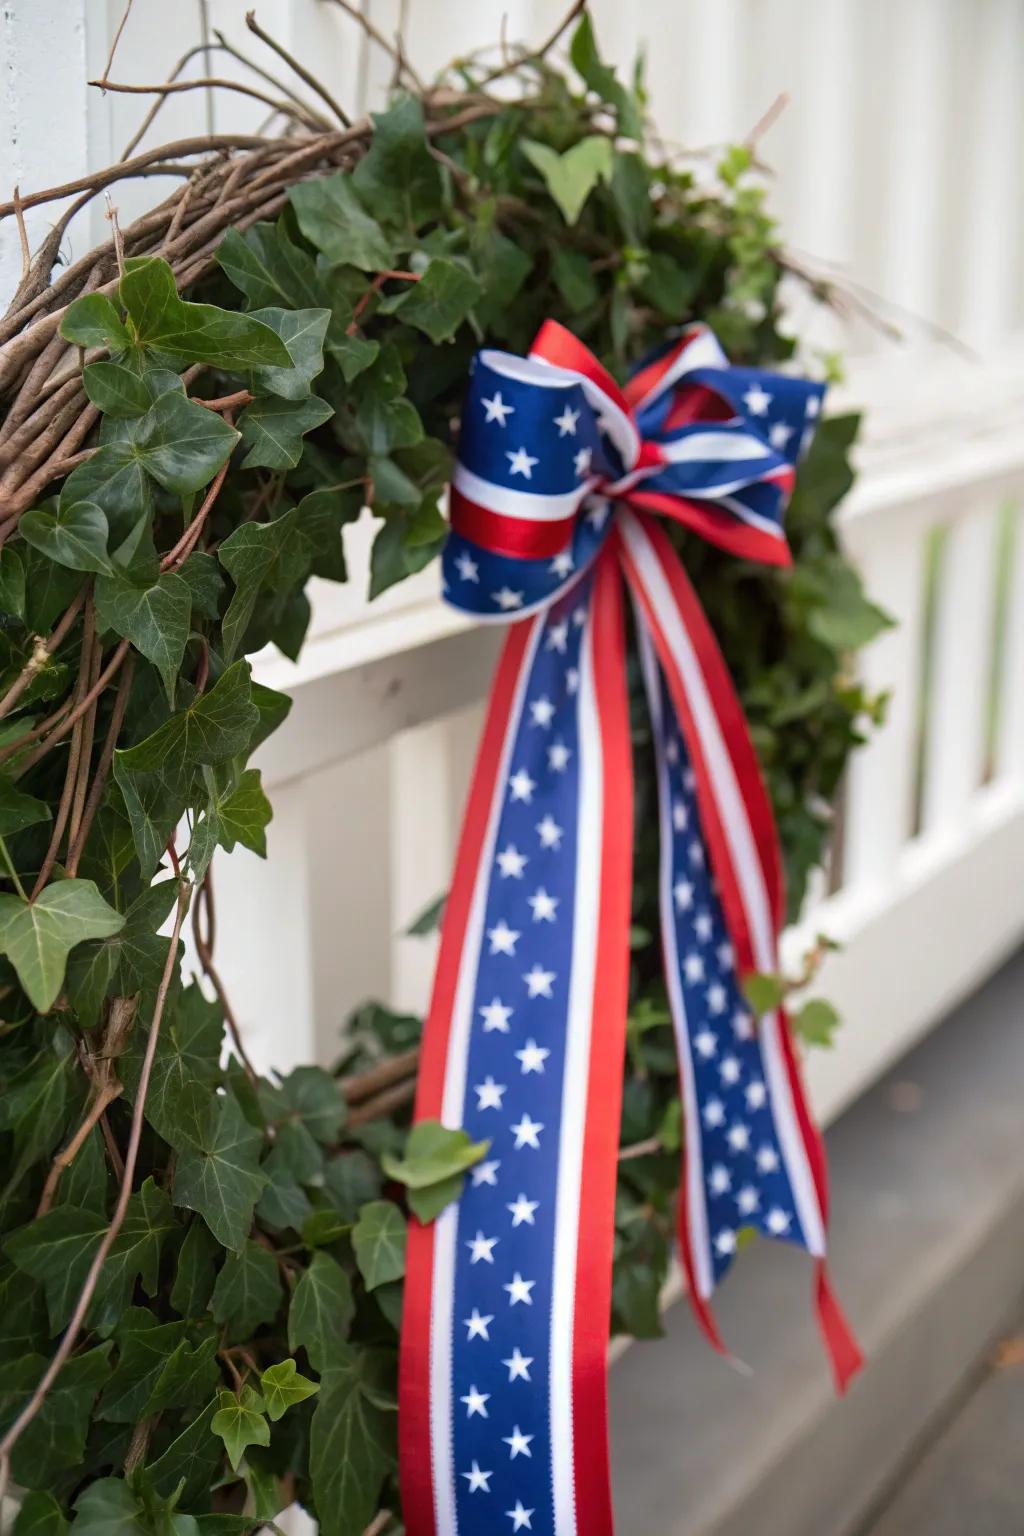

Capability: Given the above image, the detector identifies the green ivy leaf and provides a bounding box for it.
[20,501,114,576]
[216,221,325,310]
[115,389,239,496]
[793,996,842,1048]
[116,659,259,779]
[380,259,482,344]
[0,774,52,837]
[214,768,273,857]
[91,1179,176,1327]
[119,256,292,369]
[170,1219,221,1317]
[173,1091,266,1251]
[367,511,438,599]
[178,550,225,621]
[218,509,313,660]
[0,545,26,619]
[260,1358,320,1421]
[741,970,788,1015]
[211,1385,270,1472]
[12,1489,68,1536]
[70,1479,143,1536]
[210,1238,283,1340]
[145,1400,221,1505]
[352,95,443,230]
[0,879,124,1012]
[147,1334,220,1417]
[290,174,394,272]
[95,569,192,704]
[288,1251,354,1372]
[82,361,152,417]
[570,14,645,138]
[522,136,614,224]
[0,1345,111,1490]
[97,1309,188,1423]
[59,293,131,352]
[279,1064,346,1144]
[352,1201,406,1291]
[238,394,333,471]
[309,1346,393,1536]
[249,307,330,400]
[380,1119,487,1189]
[0,1027,74,1171]
[551,247,599,312]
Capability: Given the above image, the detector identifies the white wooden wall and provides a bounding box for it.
[2,0,1024,1118]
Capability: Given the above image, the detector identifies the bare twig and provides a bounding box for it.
[12,187,30,280]
[319,0,425,92]
[341,1047,420,1104]
[30,604,97,899]
[66,652,136,878]
[744,91,790,150]
[0,586,87,722]
[98,0,137,88]
[15,639,131,778]
[0,880,190,1503]
[478,0,585,86]
[36,1081,124,1217]
[245,10,352,128]
[192,868,261,1093]
[90,73,322,130]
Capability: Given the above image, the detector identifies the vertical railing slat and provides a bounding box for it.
[841,519,928,888]
[996,504,1024,782]
[920,502,999,832]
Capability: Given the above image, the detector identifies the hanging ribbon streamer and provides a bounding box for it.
[399,322,862,1536]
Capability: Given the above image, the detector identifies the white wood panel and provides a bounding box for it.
[920,502,999,832]
[388,718,456,1012]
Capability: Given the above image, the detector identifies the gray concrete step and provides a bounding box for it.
[863,1320,1024,1536]
[609,947,1024,1536]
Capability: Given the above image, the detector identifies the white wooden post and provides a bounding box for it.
[920,501,999,832]
[996,504,1024,782]
[841,518,927,887]
[388,719,455,1014]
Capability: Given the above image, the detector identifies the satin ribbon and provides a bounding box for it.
[399,322,861,1536]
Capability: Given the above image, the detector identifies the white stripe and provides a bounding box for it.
[635,619,714,1297]
[630,326,729,415]
[430,616,546,1536]
[549,600,603,1536]
[658,430,772,465]
[620,511,825,1256]
[453,461,590,523]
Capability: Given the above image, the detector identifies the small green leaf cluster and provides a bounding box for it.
[0,15,886,1526]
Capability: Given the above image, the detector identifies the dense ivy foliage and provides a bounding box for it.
[0,18,887,1534]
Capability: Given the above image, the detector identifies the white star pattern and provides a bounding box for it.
[737,1185,760,1217]
[507,1501,534,1530]
[504,1272,535,1305]
[674,879,695,912]
[553,404,580,436]
[529,696,556,729]
[515,1039,549,1074]
[464,1309,493,1341]
[462,1460,492,1492]
[537,815,563,849]
[527,887,558,922]
[507,1193,539,1227]
[455,551,479,582]
[546,620,569,653]
[547,740,571,772]
[549,550,575,578]
[743,383,772,416]
[496,844,528,879]
[508,768,536,803]
[482,391,514,425]
[523,964,555,999]
[493,587,524,610]
[474,1077,506,1111]
[471,1159,501,1186]
[694,1028,718,1059]
[506,446,539,478]
[511,1114,543,1149]
[487,920,520,956]
[466,1230,499,1264]
[461,1383,490,1416]
[479,998,513,1032]
[574,446,593,477]
[503,1425,534,1459]
[503,1347,533,1381]
[769,420,794,451]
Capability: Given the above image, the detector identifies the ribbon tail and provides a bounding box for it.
[400,548,632,1536]
[816,1261,864,1393]
[618,506,861,1392]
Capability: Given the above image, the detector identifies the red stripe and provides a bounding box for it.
[399,617,539,1536]
[624,488,792,568]
[530,318,635,425]
[450,487,575,560]
[622,335,691,410]
[571,546,633,1536]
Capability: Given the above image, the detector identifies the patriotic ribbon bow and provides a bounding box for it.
[400,322,862,1536]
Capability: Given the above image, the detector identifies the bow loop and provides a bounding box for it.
[443,322,825,617]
